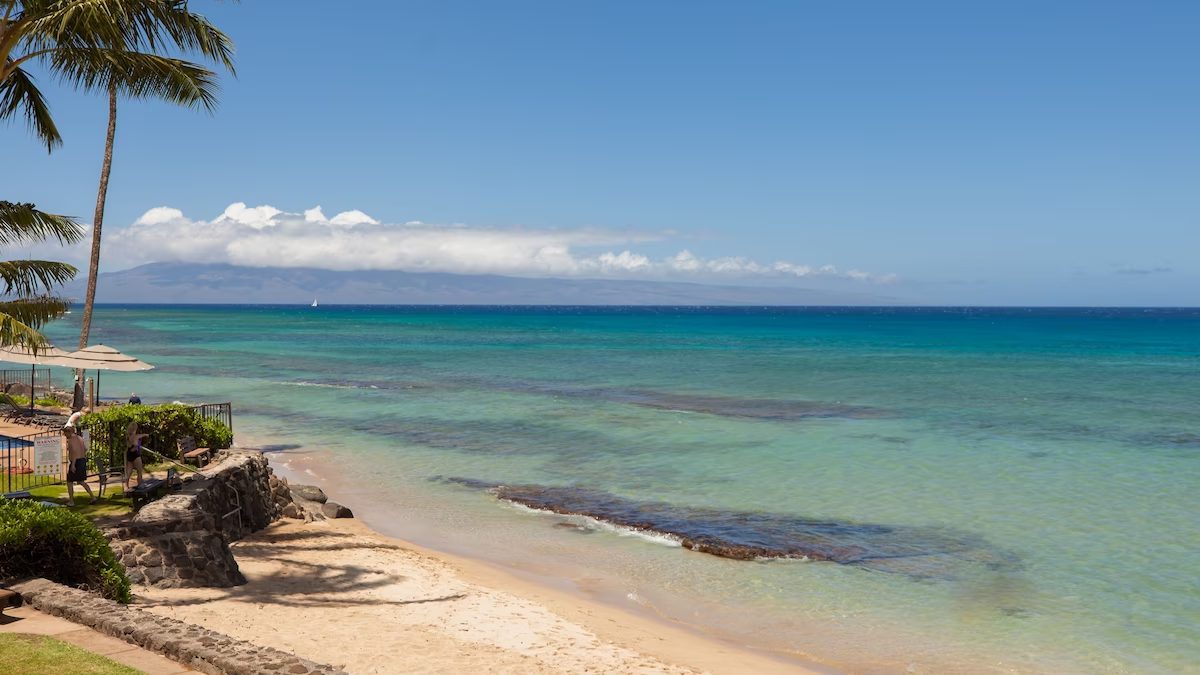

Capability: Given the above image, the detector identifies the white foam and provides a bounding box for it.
[503,500,682,548]
[278,381,364,390]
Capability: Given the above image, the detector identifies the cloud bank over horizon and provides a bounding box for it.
[96,203,896,285]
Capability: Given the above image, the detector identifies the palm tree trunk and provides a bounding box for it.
[79,84,117,350]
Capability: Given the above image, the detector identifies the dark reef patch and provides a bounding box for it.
[610,390,886,421]
[481,379,886,421]
[439,478,1017,580]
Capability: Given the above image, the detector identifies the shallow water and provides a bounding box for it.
[47,306,1200,673]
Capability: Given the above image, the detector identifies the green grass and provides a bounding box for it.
[4,395,65,408]
[23,484,134,518]
[1,471,50,493]
[3,459,197,515]
[0,634,143,674]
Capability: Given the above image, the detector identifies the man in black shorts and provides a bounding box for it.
[63,425,96,506]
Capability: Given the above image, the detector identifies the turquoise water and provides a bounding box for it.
[46,306,1200,672]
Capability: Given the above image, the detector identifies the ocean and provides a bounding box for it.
[45,306,1200,673]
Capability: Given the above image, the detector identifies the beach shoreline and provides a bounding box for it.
[250,444,829,674]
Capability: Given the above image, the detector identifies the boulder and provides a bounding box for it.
[321,502,353,519]
[281,503,302,519]
[292,496,326,521]
[291,484,328,504]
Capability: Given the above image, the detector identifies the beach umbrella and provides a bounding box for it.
[58,345,154,402]
[0,344,78,412]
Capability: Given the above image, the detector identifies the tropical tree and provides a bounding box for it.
[0,0,235,348]
[0,201,80,408]
[0,201,82,350]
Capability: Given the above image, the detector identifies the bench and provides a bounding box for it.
[177,436,211,467]
[128,478,166,510]
[0,588,21,616]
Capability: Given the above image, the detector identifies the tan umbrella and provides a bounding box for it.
[59,344,154,403]
[0,344,78,412]
[60,344,154,371]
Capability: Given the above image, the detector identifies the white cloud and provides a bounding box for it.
[219,202,281,229]
[328,209,378,226]
[134,206,184,226]
[100,203,897,284]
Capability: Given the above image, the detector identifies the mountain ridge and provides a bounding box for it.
[63,262,899,306]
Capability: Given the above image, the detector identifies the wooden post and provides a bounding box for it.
[88,377,95,412]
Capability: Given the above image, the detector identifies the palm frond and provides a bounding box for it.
[0,60,61,150]
[20,0,236,72]
[0,260,77,296]
[0,302,63,347]
[49,47,218,108]
[0,201,83,244]
[0,296,72,331]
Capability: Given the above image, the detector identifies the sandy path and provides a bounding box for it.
[137,518,810,674]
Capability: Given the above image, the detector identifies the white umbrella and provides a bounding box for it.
[0,344,78,411]
[59,344,154,402]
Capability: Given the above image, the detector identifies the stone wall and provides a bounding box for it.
[14,578,345,675]
[106,450,288,589]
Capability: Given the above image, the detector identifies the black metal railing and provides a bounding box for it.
[1,428,63,495]
[0,367,53,399]
[1,401,234,496]
[193,402,233,436]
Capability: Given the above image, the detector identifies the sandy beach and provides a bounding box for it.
[136,516,821,674]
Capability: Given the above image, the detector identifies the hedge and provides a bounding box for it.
[0,500,131,603]
[79,403,233,462]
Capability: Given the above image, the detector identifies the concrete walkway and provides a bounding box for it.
[0,605,197,674]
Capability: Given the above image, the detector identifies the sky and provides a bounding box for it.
[3,1,1198,305]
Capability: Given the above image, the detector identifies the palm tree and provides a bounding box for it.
[0,200,81,408]
[0,201,82,350]
[0,0,235,347]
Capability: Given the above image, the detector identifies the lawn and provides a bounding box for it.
[24,484,134,519]
[0,634,143,674]
[2,461,197,519]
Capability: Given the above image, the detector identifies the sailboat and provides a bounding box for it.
[311,298,319,307]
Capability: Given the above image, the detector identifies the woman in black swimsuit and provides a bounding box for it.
[124,421,149,490]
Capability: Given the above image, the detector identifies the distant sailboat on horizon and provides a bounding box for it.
[311,298,318,307]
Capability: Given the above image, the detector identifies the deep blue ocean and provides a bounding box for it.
[45,306,1200,673]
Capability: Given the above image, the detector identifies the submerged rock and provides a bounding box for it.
[443,478,1017,580]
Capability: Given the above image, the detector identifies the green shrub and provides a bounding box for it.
[79,403,232,461]
[0,394,58,407]
[0,500,131,603]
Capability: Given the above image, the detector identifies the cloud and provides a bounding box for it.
[1115,266,1171,276]
[102,202,896,284]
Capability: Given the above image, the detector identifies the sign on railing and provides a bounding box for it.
[33,437,62,478]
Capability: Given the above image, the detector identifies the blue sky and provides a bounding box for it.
[4,1,1198,305]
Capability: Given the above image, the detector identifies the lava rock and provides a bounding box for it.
[291,484,328,504]
[321,502,353,519]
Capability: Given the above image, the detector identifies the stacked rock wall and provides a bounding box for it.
[105,450,285,589]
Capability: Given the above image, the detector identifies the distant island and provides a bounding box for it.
[67,262,899,306]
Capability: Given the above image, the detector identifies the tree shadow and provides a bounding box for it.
[228,528,404,550]
[135,525,465,610]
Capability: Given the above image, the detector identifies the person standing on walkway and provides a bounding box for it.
[63,425,96,506]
